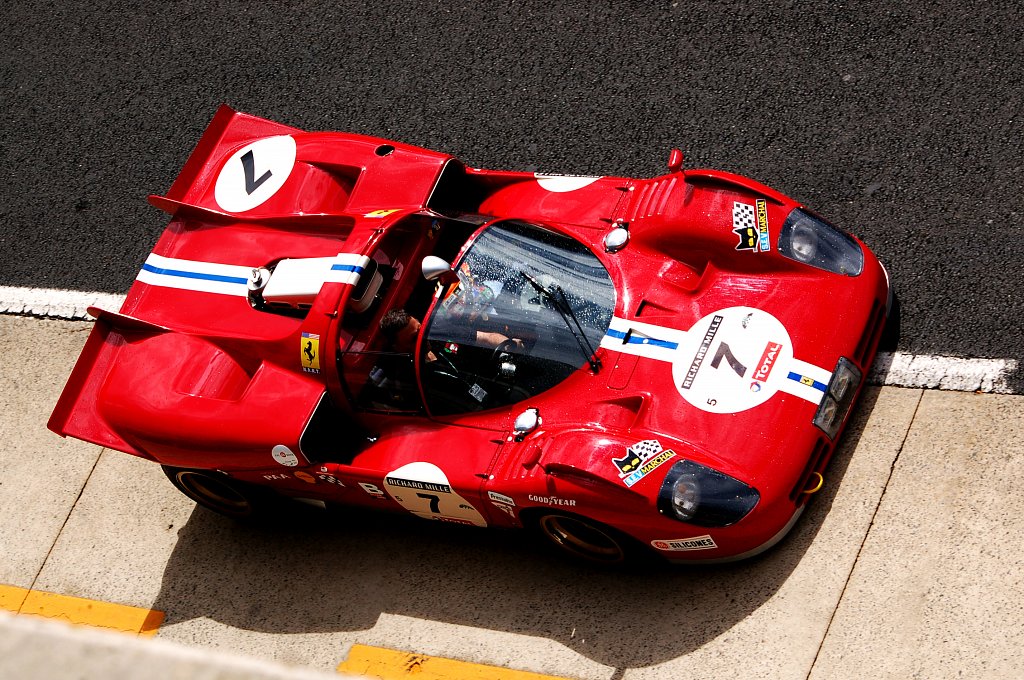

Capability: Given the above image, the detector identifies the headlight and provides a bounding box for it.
[778,209,864,276]
[657,460,759,527]
[813,357,863,439]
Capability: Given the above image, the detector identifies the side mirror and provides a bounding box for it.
[667,148,685,173]
[422,256,460,285]
[512,407,541,442]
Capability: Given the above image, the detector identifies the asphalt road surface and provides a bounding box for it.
[2,1,1022,389]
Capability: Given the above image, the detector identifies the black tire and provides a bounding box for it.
[535,512,632,565]
[879,292,901,351]
[162,466,269,520]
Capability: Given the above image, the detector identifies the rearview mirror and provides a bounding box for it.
[422,256,460,285]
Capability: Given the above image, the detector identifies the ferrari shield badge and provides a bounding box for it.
[300,332,320,373]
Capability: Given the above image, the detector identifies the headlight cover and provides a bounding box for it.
[778,209,864,276]
[657,460,759,527]
[813,357,863,439]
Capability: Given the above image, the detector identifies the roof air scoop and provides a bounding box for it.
[250,256,380,314]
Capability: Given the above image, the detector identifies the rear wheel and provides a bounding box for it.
[536,513,630,565]
[162,466,268,520]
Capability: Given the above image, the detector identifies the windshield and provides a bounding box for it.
[421,220,615,415]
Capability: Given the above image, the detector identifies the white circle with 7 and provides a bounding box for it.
[214,135,297,213]
[672,306,793,414]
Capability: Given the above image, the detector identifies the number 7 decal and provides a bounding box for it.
[710,342,747,377]
[416,493,441,514]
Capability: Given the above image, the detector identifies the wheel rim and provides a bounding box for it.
[539,515,626,563]
[175,471,252,517]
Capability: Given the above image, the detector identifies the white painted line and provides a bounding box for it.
[1,287,1019,393]
[869,352,1019,394]
[0,286,125,320]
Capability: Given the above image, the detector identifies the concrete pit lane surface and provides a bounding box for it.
[3,315,1024,678]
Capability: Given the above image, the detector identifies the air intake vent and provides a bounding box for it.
[624,177,678,221]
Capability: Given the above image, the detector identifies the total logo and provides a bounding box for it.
[749,341,784,391]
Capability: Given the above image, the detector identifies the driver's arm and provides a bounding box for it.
[475,330,523,350]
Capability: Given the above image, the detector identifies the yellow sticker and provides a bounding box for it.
[799,375,815,387]
[301,332,320,373]
[364,208,401,218]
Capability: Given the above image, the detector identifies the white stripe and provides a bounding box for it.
[144,253,254,279]
[600,316,688,363]
[1,286,1019,395]
[777,358,833,405]
[0,286,125,319]
[324,254,371,285]
[137,254,252,296]
[870,352,1019,394]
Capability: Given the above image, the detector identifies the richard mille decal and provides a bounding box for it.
[600,306,834,414]
[384,462,487,527]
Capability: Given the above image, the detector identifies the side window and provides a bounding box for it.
[340,351,423,414]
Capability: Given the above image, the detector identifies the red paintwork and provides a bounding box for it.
[48,105,889,562]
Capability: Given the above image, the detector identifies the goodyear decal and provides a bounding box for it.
[600,307,834,413]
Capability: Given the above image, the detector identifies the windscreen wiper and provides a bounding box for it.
[521,271,601,372]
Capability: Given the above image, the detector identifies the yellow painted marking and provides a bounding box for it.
[0,584,30,612]
[338,644,568,680]
[0,584,163,636]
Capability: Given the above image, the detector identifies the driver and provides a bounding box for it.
[380,309,520,353]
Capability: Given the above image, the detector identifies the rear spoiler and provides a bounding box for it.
[146,194,350,228]
[47,308,165,457]
[164,104,302,204]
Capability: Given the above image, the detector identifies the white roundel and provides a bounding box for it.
[214,135,297,213]
[383,462,487,527]
[272,444,299,467]
[672,306,793,414]
[534,174,601,192]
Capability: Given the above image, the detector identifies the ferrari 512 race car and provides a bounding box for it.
[49,105,891,564]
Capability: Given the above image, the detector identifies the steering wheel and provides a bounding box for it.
[490,338,520,363]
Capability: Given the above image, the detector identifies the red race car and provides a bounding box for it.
[49,106,891,564]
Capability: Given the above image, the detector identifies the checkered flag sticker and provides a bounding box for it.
[628,439,663,460]
[733,202,755,229]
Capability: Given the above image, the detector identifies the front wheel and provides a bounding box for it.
[536,513,631,565]
[162,466,270,520]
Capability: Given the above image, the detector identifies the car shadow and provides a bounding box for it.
[151,387,882,669]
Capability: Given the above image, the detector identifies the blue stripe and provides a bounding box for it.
[606,328,678,350]
[330,264,364,274]
[787,372,828,392]
[141,263,248,285]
